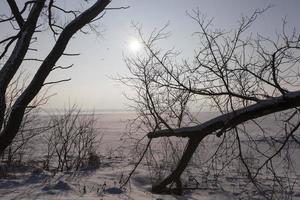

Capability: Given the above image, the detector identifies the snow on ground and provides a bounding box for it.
[1,111,300,199]
[0,157,236,200]
[2,154,300,199]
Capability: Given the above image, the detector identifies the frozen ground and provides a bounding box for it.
[1,111,300,199]
[1,157,300,200]
[0,157,237,200]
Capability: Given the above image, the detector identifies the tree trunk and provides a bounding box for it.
[0,0,111,155]
[149,91,300,194]
[151,136,205,193]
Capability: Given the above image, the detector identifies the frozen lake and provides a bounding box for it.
[1,110,300,200]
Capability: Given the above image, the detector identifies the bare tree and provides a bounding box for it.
[0,71,51,179]
[43,104,101,172]
[124,8,300,199]
[0,0,123,154]
[1,71,51,167]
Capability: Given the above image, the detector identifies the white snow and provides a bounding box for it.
[0,111,300,200]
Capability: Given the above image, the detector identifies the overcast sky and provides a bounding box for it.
[1,0,300,110]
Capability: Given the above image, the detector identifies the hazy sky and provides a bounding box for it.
[1,0,300,110]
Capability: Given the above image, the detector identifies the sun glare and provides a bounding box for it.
[128,39,142,53]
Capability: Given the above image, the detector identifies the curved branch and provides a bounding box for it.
[148,90,300,138]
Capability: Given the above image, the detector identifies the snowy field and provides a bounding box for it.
[1,111,300,200]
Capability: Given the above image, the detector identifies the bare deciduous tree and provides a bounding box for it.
[124,8,300,199]
[43,104,101,172]
[1,71,50,167]
[0,0,115,155]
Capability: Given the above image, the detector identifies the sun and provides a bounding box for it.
[128,39,142,53]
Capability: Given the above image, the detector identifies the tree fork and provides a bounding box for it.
[0,0,111,155]
[149,90,300,194]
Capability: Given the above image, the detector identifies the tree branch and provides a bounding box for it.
[0,0,111,155]
[148,90,300,138]
[6,0,24,28]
